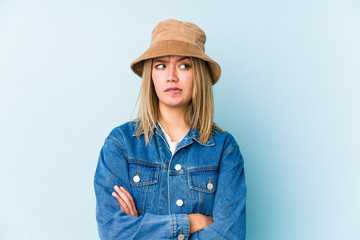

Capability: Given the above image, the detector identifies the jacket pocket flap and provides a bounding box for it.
[188,168,218,193]
[129,161,160,186]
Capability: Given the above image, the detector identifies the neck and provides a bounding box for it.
[158,103,190,142]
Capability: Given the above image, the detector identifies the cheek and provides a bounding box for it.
[185,74,194,94]
[151,72,160,89]
[151,75,163,99]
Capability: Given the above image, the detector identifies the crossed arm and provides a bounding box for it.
[96,137,246,239]
[111,185,213,234]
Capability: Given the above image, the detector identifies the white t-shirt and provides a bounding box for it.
[158,122,182,155]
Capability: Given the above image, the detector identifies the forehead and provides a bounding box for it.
[153,55,190,62]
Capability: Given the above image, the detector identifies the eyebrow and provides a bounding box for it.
[153,56,190,63]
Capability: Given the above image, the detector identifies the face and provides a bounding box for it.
[152,55,194,110]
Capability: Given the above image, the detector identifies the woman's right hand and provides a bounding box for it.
[112,185,139,217]
[188,213,214,234]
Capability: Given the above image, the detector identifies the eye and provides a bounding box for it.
[179,63,191,69]
[155,64,166,69]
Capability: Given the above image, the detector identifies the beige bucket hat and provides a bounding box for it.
[130,19,221,85]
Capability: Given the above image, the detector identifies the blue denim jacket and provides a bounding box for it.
[94,121,246,240]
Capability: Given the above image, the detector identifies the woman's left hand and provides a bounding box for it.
[112,185,139,217]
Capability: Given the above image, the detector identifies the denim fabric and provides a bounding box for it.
[94,121,246,240]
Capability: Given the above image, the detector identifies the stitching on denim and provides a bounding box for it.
[190,178,193,212]
[155,128,171,150]
[106,136,128,158]
[129,165,160,186]
[186,166,219,172]
[140,185,145,211]
[223,144,239,156]
[168,170,186,176]
[174,138,194,155]
[148,183,156,211]
[199,191,204,213]
[188,170,217,195]
[137,180,158,211]
[189,185,216,193]
[183,174,187,214]
[130,179,158,185]
[129,165,160,211]
[128,158,162,168]
[157,168,163,214]
[171,214,174,240]
[188,169,218,193]
[192,137,215,147]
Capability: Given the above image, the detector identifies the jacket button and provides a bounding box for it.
[133,175,140,183]
[207,182,213,190]
[176,199,183,206]
[178,230,185,240]
[175,164,182,171]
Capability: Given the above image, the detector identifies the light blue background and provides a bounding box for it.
[1,0,359,239]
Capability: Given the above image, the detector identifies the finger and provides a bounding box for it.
[113,186,131,213]
[114,186,136,216]
[116,186,138,216]
[119,203,125,212]
[113,186,138,217]
[114,192,130,214]
[120,187,138,216]
[120,187,138,217]
[119,203,126,212]
[115,186,135,216]
[120,187,135,202]
[112,190,131,214]
[114,193,126,212]
[111,192,125,211]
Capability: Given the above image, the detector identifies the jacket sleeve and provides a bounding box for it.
[189,143,247,240]
[94,138,190,240]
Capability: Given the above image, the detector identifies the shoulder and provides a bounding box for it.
[212,126,240,154]
[101,121,140,156]
[107,121,138,139]
[212,126,244,167]
[103,121,138,147]
[212,126,238,146]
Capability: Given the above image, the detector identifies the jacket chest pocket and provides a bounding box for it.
[188,167,218,216]
[128,160,160,213]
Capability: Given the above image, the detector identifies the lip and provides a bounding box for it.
[165,87,182,93]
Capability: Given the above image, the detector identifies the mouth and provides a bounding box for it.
[165,87,182,93]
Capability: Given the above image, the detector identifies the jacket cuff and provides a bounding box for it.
[171,214,190,240]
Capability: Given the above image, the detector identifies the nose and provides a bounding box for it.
[166,64,179,82]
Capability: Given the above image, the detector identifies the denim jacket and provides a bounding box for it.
[94,121,246,240]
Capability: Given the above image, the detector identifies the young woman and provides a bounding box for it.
[94,19,246,240]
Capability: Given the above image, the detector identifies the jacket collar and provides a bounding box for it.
[188,127,215,146]
[132,121,215,146]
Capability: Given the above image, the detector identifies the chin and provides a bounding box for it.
[166,103,183,108]
[164,101,186,108]
[160,98,191,109]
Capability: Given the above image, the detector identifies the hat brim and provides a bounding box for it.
[130,40,221,85]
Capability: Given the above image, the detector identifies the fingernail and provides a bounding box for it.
[120,186,125,190]
[112,192,116,196]
[114,185,119,189]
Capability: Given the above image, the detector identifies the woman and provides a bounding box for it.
[94,19,246,240]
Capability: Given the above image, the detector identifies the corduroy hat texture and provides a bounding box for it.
[130,19,221,85]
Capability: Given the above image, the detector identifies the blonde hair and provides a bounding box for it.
[133,57,223,144]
